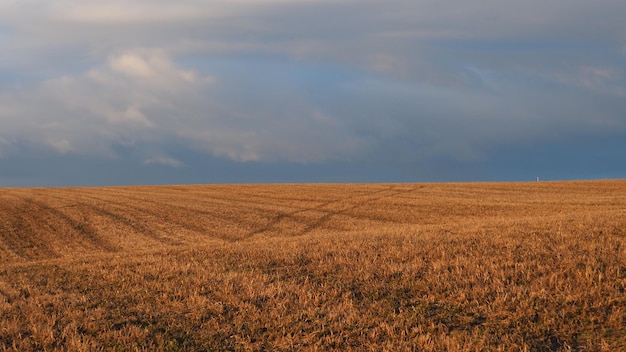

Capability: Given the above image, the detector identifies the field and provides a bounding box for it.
[0,181,625,351]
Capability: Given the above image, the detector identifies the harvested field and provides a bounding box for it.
[1,180,625,350]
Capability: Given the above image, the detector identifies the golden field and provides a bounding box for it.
[0,181,625,351]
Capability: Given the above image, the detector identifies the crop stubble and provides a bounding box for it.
[0,181,625,350]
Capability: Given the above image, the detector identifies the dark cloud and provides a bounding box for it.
[0,0,625,185]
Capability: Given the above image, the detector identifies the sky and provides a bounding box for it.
[1,0,625,186]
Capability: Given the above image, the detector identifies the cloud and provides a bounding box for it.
[144,156,184,168]
[110,54,158,78]
[4,1,625,62]
[0,0,625,176]
[573,66,625,97]
[46,139,74,154]
[0,48,369,163]
[0,49,213,156]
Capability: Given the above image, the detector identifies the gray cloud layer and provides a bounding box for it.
[1,0,625,176]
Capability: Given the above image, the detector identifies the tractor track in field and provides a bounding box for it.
[73,201,181,246]
[0,184,426,262]
[17,191,180,246]
[0,195,64,260]
[18,188,274,242]
[65,185,425,241]
[0,206,59,261]
[298,187,418,236]
[50,186,422,241]
[295,185,423,236]
[47,191,211,239]
[245,185,423,238]
[21,197,120,252]
[62,188,274,225]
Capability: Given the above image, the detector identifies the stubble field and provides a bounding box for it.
[0,181,625,351]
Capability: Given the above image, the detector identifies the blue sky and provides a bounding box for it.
[1,0,625,186]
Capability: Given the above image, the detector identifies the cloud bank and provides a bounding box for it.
[0,0,625,184]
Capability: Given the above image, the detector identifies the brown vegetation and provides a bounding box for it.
[1,181,625,351]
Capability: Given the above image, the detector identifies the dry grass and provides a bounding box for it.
[0,181,625,351]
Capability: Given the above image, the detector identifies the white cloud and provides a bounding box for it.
[47,139,73,154]
[110,54,157,78]
[0,46,369,163]
[107,49,204,86]
[0,49,214,156]
[104,106,154,127]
